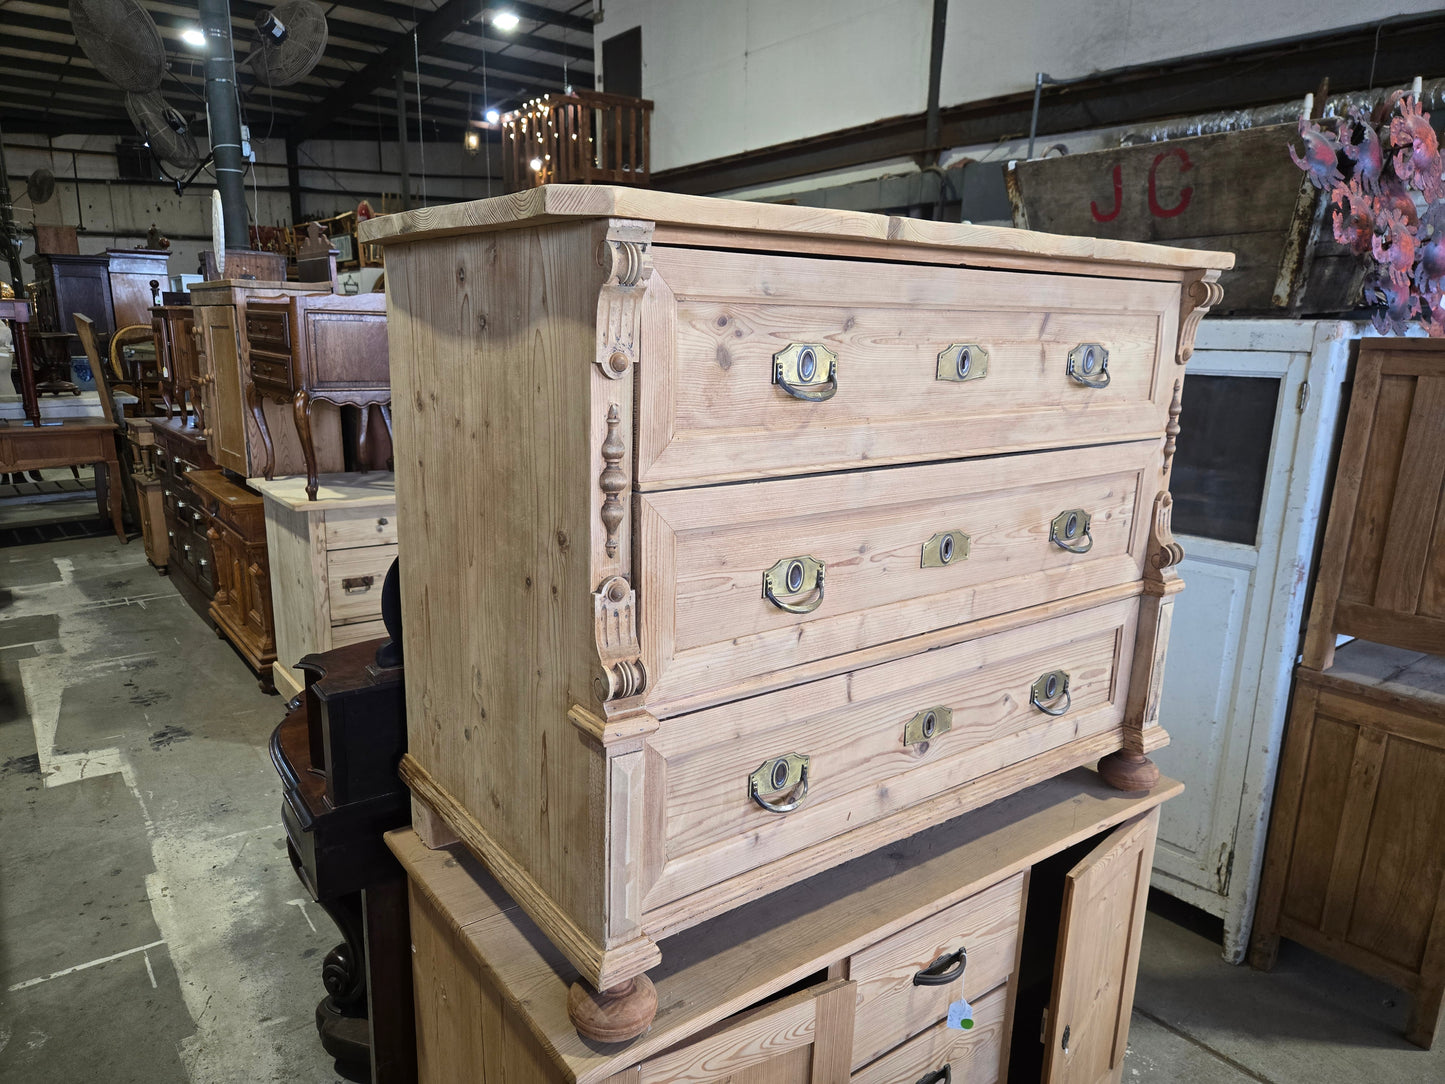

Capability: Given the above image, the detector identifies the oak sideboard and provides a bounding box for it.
[359,185,1231,1040]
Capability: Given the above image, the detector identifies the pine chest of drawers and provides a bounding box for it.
[359,186,1231,1036]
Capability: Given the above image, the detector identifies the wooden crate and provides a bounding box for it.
[1008,123,1361,316]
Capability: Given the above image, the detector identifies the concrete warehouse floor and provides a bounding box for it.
[1,536,1443,1083]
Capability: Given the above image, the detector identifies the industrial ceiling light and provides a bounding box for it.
[484,108,500,124]
[492,10,520,30]
[181,26,207,48]
[529,156,543,171]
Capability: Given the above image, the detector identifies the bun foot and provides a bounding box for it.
[568,975,657,1044]
[1098,751,1159,793]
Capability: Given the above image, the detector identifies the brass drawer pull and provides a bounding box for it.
[915,1069,951,1084]
[921,529,970,568]
[1031,670,1072,716]
[763,555,825,614]
[1067,343,1110,388]
[772,343,838,402]
[936,343,988,383]
[749,753,810,813]
[343,575,375,594]
[1050,509,1093,554]
[903,706,953,746]
[913,946,967,987]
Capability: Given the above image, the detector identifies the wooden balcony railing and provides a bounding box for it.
[501,90,655,192]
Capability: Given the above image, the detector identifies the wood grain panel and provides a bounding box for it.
[1339,374,1415,606]
[637,246,1176,487]
[1372,376,1445,614]
[849,874,1022,1069]
[1280,715,1358,930]
[849,985,1009,1084]
[639,441,1153,712]
[1348,738,1445,972]
[386,221,610,944]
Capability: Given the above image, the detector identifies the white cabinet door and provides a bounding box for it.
[1152,321,1353,962]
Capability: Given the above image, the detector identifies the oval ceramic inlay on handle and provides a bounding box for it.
[1066,343,1111,388]
[1030,669,1072,716]
[772,343,838,402]
[763,554,826,614]
[935,343,989,383]
[1050,508,1093,554]
[749,752,811,813]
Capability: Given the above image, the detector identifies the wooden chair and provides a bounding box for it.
[108,323,168,417]
[1250,338,1445,1049]
[75,314,139,530]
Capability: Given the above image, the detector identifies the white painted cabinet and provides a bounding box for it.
[1152,320,1357,961]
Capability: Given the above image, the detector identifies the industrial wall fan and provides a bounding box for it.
[68,0,329,184]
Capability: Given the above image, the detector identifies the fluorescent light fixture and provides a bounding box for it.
[181,26,207,47]
[484,108,500,124]
[529,157,543,171]
[492,10,520,30]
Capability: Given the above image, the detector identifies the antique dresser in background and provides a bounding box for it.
[359,186,1231,1040]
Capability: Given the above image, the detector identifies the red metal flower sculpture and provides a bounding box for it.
[1292,93,1445,336]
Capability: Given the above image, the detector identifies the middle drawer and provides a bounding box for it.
[638,438,1155,713]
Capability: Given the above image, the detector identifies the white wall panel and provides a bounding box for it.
[598,0,1442,170]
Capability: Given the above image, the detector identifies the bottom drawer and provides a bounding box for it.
[850,873,1023,1069]
[327,544,397,624]
[645,595,1139,911]
[331,617,388,649]
[851,984,1009,1084]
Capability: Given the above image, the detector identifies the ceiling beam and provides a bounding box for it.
[290,0,487,140]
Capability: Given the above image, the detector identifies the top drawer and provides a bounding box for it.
[636,247,1181,488]
[245,305,291,351]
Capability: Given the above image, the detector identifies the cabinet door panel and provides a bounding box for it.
[1043,808,1159,1084]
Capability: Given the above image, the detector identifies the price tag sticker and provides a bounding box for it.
[946,997,975,1030]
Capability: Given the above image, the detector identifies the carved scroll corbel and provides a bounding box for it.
[593,575,645,701]
[596,220,655,380]
[1176,270,1224,365]
[1148,491,1185,579]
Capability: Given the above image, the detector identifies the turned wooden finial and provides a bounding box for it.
[567,975,657,1043]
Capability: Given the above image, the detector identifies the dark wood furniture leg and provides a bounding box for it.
[8,312,42,426]
[293,389,320,501]
[363,876,417,1084]
[248,381,276,479]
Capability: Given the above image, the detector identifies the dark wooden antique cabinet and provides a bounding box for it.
[244,292,391,499]
[106,249,171,330]
[25,252,115,352]
[153,417,219,616]
[190,469,276,688]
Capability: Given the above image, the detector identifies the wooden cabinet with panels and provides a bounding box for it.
[244,292,392,501]
[152,417,219,618]
[25,252,115,353]
[253,473,398,700]
[106,249,170,331]
[1250,338,1445,1049]
[151,303,202,425]
[188,279,340,478]
[190,469,277,689]
[391,769,1175,1084]
[359,186,1230,1037]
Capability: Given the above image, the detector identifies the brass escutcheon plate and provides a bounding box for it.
[772,343,838,398]
[936,343,989,382]
[903,705,954,746]
[1050,508,1093,553]
[1066,343,1110,388]
[749,752,811,813]
[921,529,971,568]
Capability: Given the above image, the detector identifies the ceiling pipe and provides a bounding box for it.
[199,0,249,249]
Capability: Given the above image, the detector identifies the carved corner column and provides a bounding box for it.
[569,218,664,1044]
[1101,271,1221,794]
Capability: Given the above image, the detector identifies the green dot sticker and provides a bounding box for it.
[947,997,974,1030]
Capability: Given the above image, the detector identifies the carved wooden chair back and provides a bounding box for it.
[1300,338,1445,670]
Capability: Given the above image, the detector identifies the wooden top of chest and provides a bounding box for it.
[252,471,396,510]
[358,183,1235,274]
